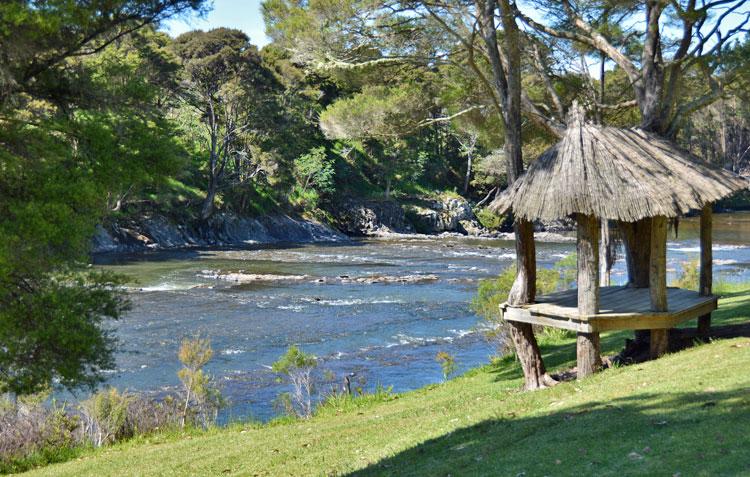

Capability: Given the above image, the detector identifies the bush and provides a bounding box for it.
[0,393,80,473]
[673,260,699,291]
[475,207,504,230]
[272,346,317,418]
[435,351,457,381]
[471,255,576,354]
[80,388,132,447]
[177,337,225,429]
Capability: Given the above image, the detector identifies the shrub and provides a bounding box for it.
[435,351,457,381]
[673,260,699,291]
[475,207,504,230]
[0,393,79,472]
[177,337,224,429]
[79,388,132,447]
[471,255,576,354]
[272,346,317,418]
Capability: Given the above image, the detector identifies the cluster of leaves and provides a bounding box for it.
[471,256,577,353]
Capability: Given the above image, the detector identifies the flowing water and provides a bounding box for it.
[92,212,750,422]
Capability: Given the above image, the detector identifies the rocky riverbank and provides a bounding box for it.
[92,213,348,254]
[332,195,488,237]
[93,196,576,254]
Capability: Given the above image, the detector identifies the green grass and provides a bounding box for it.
[19,290,750,476]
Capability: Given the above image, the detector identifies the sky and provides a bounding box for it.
[161,0,270,47]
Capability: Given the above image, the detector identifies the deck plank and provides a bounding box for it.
[501,286,718,332]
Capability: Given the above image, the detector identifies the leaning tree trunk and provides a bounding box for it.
[487,0,553,390]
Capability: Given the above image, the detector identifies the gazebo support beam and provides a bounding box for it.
[508,220,555,390]
[698,204,713,338]
[649,216,668,358]
[621,218,652,288]
[576,214,601,378]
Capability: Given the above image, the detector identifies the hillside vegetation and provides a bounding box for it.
[21,290,750,477]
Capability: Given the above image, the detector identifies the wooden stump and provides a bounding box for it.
[698,204,713,337]
[576,214,601,378]
[649,216,668,358]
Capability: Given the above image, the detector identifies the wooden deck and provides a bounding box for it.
[500,286,718,333]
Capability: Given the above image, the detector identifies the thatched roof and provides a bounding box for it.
[490,106,749,222]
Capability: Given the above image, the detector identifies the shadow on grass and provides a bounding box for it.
[347,388,750,476]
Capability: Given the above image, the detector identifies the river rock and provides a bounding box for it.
[92,213,347,254]
[403,196,484,234]
[333,198,414,236]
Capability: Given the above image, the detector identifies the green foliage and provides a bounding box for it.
[177,337,224,429]
[0,3,207,397]
[80,388,132,447]
[0,271,129,396]
[272,346,317,375]
[435,352,457,381]
[475,208,504,230]
[553,253,578,290]
[673,260,699,291]
[293,147,335,194]
[471,256,577,353]
[289,146,336,211]
[273,346,318,418]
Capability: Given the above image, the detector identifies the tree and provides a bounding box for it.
[517,0,749,136]
[435,351,457,381]
[171,28,276,219]
[0,0,206,396]
[293,147,335,195]
[264,0,559,389]
[319,83,433,198]
[0,0,206,106]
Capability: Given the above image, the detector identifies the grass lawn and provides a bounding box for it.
[19,289,750,476]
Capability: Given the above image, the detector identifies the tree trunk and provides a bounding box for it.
[475,0,552,390]
[649,216,668,358]
[201,174,217,220]
[698,204,713,337]
[576,214,601,378]
[463,151,473,195]
[384,176,392,200]
[620,218,652,288]
[507,219,551,388]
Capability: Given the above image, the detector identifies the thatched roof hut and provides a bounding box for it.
[495,104,749,380]
[490,107,748,222]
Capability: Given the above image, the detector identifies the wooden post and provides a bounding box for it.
[649,216,668,358]
[576,214,601,378]
[599,220,611,286]
[620,218,652,288]
[697,204,713,337]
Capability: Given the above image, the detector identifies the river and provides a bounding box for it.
[92,212,750,422]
